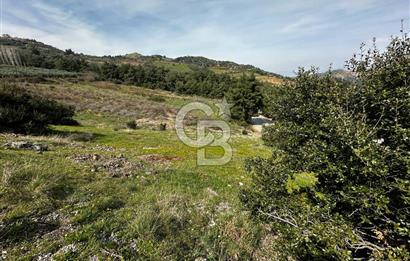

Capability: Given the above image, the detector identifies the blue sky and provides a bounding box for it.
[2,0,409,75]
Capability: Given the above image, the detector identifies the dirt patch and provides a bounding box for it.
[69,154,145,178]
[138,154,181,166]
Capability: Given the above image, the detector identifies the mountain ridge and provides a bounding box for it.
[0,35,284,82]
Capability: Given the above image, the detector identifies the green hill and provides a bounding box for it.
[0,35,285,83]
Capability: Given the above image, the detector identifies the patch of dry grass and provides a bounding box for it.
[15,81,176,121]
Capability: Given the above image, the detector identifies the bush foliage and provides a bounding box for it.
[226,74,263,123]
[95,62,234,97]
[0,84,75,133]
[18,45,88,72]
[95,63,263,121]
[242,36,410,260]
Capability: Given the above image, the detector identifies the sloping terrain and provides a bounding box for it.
[0,79,277,259]
[0,35,285,84]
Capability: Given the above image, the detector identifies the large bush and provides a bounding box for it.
[226,74,263,123]
[241,36,410,260]
[0,84,75,133]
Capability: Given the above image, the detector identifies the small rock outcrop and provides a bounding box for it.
[3,141,48,152]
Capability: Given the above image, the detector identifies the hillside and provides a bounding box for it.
[0,35,285,84]
[0,79,274,259]
[1,28,409,260]
[329,69,357,81]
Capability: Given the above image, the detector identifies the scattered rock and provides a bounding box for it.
[37,253,52,261]
[208,218,216,227]
[52,244,78,257]
[216,202,231,213]
[143,146,160,150]
[3,141,48,152]
[100,248,124,259]
[3,141,31,149]
[92,144,115,152]
[206,188,219,197]
[89,255,99,261]
[69,154,145,178]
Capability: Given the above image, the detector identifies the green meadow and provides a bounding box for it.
[0,81,275,259]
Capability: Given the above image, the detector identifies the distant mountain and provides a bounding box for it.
[0,35,63,54]
[330,69,357,81]
[0,35,286,84]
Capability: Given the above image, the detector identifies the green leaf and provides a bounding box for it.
[286,172,318,194]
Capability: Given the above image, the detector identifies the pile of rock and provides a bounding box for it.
[3,141,48,153]
[69,154,145,178]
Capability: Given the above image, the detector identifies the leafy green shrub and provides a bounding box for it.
[0,84,75,133]
[226,74,263,123]
[242,36,410,260]
[159,123,167,131]
[126,121,138,130]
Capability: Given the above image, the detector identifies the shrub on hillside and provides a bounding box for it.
[241,36,410,260]
[18,45,88,72]
[226,74,263,123]
[126,121,138,130]
[0,84,75,133]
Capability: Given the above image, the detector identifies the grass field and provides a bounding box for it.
[0,80,276,259]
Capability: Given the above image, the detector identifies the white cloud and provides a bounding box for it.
[2,0,407,75]
[279,16,330,34]
[4,1,132,55]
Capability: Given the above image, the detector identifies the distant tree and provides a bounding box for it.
[65,49,75,55]
[226,74,263,123]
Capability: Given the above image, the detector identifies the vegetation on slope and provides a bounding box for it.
[0,84,75,134]
[94,62,265,122]
[242,36,410,260]
[0,35,285,82]
[0,80,275,259]
[0,65,79,78]
[2,31,407,260]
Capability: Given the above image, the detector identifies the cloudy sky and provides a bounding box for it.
[2,0,409,75]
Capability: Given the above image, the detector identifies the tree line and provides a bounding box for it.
[5,39,265,123]
[17,46,88,72]
[94,62,263,122]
